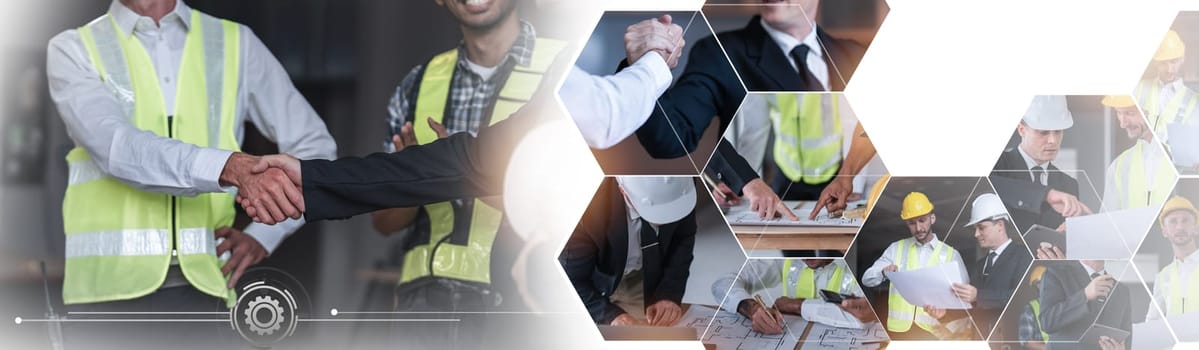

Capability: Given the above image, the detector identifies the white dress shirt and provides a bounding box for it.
[47,0,337,253]
[561,53,673,150]
[714,259,868,328]
[1148,249,1199,320]
[1101,138,1166,212]
[1017,146,1052,186]
[761,19,830,91]
[862,235,970,288]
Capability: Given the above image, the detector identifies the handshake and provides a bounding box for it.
[625,14,687,69]
[219,152,304,225]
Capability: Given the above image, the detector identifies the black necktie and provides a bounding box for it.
[639,221,662,290]
[982,252,998,276]
[789,44,824,91]
[1031,165,1045,185]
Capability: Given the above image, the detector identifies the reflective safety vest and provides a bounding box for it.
[1028,299,1049,342]
[1112,141,1175,209]
[1157,261,1199,315]
[1135,79,1199,133]
[771,94,842,184]
[399,38,566,286]
[65,11,241,306]
[886,238,956,333]
[781,260,845,299]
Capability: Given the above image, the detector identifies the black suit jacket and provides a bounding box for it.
[969,240,1033,334]
[990,148,1081,233]
[1039,262,1132,350]
[559,178,697,325]
[716,16,865,92]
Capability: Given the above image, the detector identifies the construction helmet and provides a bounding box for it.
[964,193,1009,227]
[864,174,891,218]
[1028,265,1047,287]
[1022,96,1073,131]
[1154,29,1186,61]
[1159,196,1199,226]
[617,176,696,225]
[1101,95,1137,109]
[900,192,935,220]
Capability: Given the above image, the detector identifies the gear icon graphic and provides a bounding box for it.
[243,295,285,336]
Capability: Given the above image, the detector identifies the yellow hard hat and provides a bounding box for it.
[1154,30,1185,61]
[1101,95,1136,109]
[900,192,934,220]
[1028,265,1047,287]
[864,174,891,218]
[1160,196,1199,226]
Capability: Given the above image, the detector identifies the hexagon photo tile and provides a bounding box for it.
[701,0,888,92]
[557,176,746,342]
[989,95,1178,261]
[847,177,1034,341]
[568,10,745,175]
[1133,12,1199,176]
[1132,177,1199,343]
[700,92,887,258]
[702,258,889,349]
[989,260,1172,350]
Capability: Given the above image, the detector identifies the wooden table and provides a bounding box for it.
[732,225,859,251]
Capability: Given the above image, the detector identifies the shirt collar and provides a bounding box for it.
[1179,248,1199,265]
[913,234,941,248]
[1080,261,1106,276]
[760,18,823,60]
[457,20,537,73]
[1016,145,1050,170]
[990,238,1013,258]
[110,0,191,37]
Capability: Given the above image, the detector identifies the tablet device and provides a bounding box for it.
[1079,323,1130,346]
[1024,224,1066,255]
[820,289,856,304]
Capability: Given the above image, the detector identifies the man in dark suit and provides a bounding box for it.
[1039,260,1130,350]
[636,1,873,220]
[926,193,1033,339]
[990,96,1091,236]
[559,177,697,326]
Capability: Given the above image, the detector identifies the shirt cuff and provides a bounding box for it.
[633,52,673,97]
[193,148,235,193]
[242,217,305,254]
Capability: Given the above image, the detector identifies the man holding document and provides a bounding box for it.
[713,259,877,335]
[861,192,969,340]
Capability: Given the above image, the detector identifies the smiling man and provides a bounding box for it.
[1100,95,1176,211]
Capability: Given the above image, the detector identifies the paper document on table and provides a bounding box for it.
[1168,123,1199,167]
[678,304,884,350]
[885,263,972,309]
[1065,206,1156,259]
[726,200,865,227]
[799,322,888,350]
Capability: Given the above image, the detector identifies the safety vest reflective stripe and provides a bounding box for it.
[1159,261,1199,315]
[781,260,846,299]
[772,94,843,184]
[65,11,240,306]
[1029,299,1049,342]
[400,37,565,285]
[1113,142,1174,209]
[887,238,954,333]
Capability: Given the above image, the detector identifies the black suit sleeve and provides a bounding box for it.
[707,140,760,196]
[301,112,534,221]
[634,36,745,159]
[651,211,697,305]
[990,176,1050,224]
[1039,265,1095,334]
[560,227,625,325]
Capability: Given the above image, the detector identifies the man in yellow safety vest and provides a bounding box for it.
[1147,196,1199,320]
[714,258,877,335]
[1018,265,1050,350]
[46,0,336,346]
[1136,30,1199,137]
[1099,95,1175,211]
[861,192,969,340]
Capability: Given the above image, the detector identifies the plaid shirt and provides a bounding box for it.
[384,21,537,152]
[1018,302,1045,344]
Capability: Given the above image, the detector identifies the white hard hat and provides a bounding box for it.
[617,176,697,225]
[964,193,1009,228]
[1022,95,1074,131]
